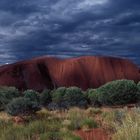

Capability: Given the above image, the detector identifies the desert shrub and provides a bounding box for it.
[6,97,40,116]
[137,82,140,99]
[0,86,20,110]
[63,87,87,108]
[52,87,66,105]
[97,80,139,105]
[23,89,40,103]
[136,82,140,106]
[52,87,87,109]
[137,82,140,90]
[40,89,52,106]
[87,89,101,106]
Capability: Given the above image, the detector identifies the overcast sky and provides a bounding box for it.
[0,0,140,65]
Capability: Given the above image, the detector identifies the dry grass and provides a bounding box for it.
[0,107,139,140]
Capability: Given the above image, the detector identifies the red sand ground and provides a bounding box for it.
[75,128,110,140]
[0,56,139,91]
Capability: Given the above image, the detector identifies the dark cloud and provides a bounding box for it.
[0,0,140,65]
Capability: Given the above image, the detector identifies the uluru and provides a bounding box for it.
[0,56,139,91]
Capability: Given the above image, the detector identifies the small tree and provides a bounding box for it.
[6,97,40,116]
[40,89,52,106]
[23,89,40,103]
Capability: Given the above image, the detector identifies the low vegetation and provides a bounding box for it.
[0,79,139,139]
[23,89,40,103]
[0,107,139,140]
[112,108,140,140]
[0,110,81,140]
[0,86,20,110]
[88,80,140,106]
[6,97,40,116]
[0,79,139,114]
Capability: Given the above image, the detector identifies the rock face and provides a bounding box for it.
[0,56,139,91]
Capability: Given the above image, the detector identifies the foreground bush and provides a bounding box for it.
[63,87,87,108]
[40,89,52,106]
[0,87,20,110]
[87,89,101,106]
[23,89,40,103]
[96,80,139,105]
[52,87,87,108]
[137,82,140,90]
[52,87,66,106]
[6,97,40,116]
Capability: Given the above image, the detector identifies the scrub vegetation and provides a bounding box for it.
[0,79,139,140]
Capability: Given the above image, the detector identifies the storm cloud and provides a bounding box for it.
[0,0,140,65]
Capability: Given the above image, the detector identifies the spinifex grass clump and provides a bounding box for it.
[65,108,98,131]
[81,118,98,130]
[112,108,140,140]
[66,108,85,130]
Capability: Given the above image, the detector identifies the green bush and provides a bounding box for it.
[52,87,66,105]
[6,97,40,116]
[0,86,20,110]
[52,87,87,109]
[136,82,140,106]
[87,89,101,106]
[63,87,87,108]
[97,80,139,105]
[40,89,52,106]
[23,89,40,103]
[137,82,140,95]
